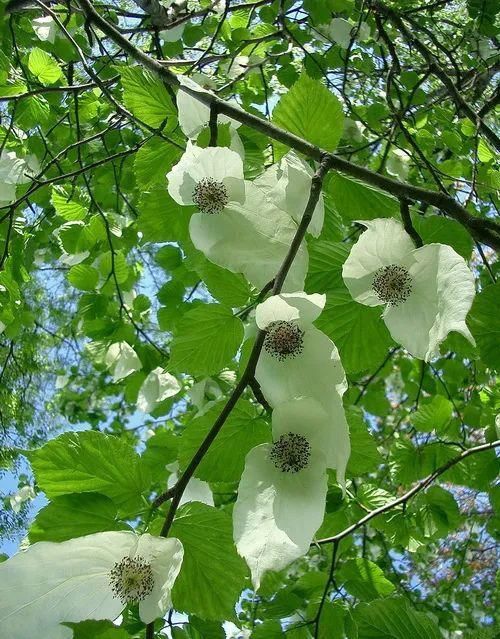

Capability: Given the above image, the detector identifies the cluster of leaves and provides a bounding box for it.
[0,0,499,638]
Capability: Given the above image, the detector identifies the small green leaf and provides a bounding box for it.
[469,281,500,370]
[179,400,270,482]
[170,303,244,376]
[134,137,182,188]
[29,493,130,543]
[120,66,176,128]
[68,264,99,291]
[273,72,344,152]
[28,48,62,85]
[51,185,88,221]
[338,559,395,601]
[413,214,473,259]
[411,395,453,433]
[170,502,247,620]
[305,241,349,293]
[346,407,382,476]
[28,430,151,516]
[415,486,461,539]
[329,173,399,221]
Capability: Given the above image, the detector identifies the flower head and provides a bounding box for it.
[342,218,476,360]
[254,292,350,485]
[233,397,331,589]
[167,143,245,214]
[255,151,324,237]
[0,531,184,639]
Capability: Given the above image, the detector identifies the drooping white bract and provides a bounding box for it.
[137,367,181,413]
[0,151,30,207]
[254,292,350,485]
[166,462,214,507]
[176,74,241,140]
[0,531,184,639]
[342,218,476,361]
[188,180,309,292]
[105,342,142,381]
[233,397,329,590]
[32,16,57,43]
[254,151,324,237]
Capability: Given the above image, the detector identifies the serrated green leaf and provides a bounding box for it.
[120,66,175,128]
[29,493,130,543]
[411,395,453,433]
[329,174,399,221]
[346,407,382,476]
[469,281,500,370]
[170,303,244,376]
[68,264,99,291]
[134,137,182,188]
[170,502,247,620]
[305,241,349,293]
[28,48,62,85]
[273,72,344,152]
[51,185,89,221]
[338,559,395,601]
[28,431,151,516]
[315,287,393,373]
[179,400,270,482]
[413,214,473,259]
[415,486,461,539]
[64,620,131,639]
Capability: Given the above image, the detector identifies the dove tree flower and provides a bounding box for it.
[137,367,181,413]
[0,531,183,639]
[254,151,324,237]
[254,292,350,485]
[233,397,330,590]
[167,149,308,291]
[0,151,31,207]
[105,342,142,381]
[342,218,476,361]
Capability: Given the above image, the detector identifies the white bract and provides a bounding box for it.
[166,462,214,507]
[233,397,330,590]
[32,16,57,43]
[9,485,36,513]
[0,531,183,639]
[176,75,241,140]
[254,151,324,237]
[342,218,476,361]
[105,342,142,381]
[254,292,350,485]
[0,151,30,206]
[137,367,181,413]
[167,143,245,215]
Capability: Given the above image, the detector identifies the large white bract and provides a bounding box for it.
[0,532,184,639]
[105,342,142,381]
[137,367,181,413]
[342,218,476,361]
[0,151,30,207]
[254,151,325,237]
[233,397,330,590]
[254,292,350,486]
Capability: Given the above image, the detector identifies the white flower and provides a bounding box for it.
[32,16,57,43]
[188,377,223,414]
[159,22,185,43]
[254,292,350,484]
[9,485,36,513]
[327,18,370,48]
[137,367,181,413]
[233,397,330,590]
[0,531,184,639]
[254,151,324,237]
[188,180,308,292]
[105,342,142,381]
[0,151,30,206]
[342,218,476,361]
[167,143,245,214]
[166,462,214,507]
[386,148,410,181]
[176,75,241,140]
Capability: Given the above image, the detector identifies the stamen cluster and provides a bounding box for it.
[264,320,304,361]
[109,555,154,604]
[192,177,229,214]
[270,432,311,473]
[372,264,412,306]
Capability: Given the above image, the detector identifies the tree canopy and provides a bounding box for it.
[0,0,499,638]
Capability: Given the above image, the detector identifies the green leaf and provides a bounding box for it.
[28,48,62,85]
[353,596,442,639]
[134,137,182,188]
[346,407,382,476]
[29,493,129,543]
[338,559,395,601]
[28,431,151,516]
[273,72,344,152]
[316,602,346,639]
[170,502,247,620]
[315,287,393,373]
[469,281,500,370]
[329,174,399,221]
[68,264,99,291]
[411,395,453,433]
[137,186,190,243]
[51,185,89,221]
[141,428,178,480]
[412,215,473,259]
[415,486,461,539]
[64,620,131,639]
[305,241,349,293]
[179,400,270,482]
[170,303,244,376]
[120,66,175,128]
